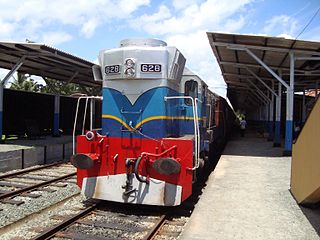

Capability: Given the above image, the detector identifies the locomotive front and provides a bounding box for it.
[71,39,201,206]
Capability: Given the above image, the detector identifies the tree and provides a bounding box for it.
[40,77,101,96]
[10,72,41,92]
[9,73,101,96]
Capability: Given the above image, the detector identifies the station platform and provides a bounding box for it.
[180,132,320,239]
[0,135,73,172]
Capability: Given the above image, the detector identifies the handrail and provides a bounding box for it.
[141,145,177,158]
[164,96,200,170]
[206,103,212,130]
[72,96,103,155]
[82,98,89,135]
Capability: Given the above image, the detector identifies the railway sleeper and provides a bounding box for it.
[76,219,146,232]
[56,231,114,240]
[1,198,24,205]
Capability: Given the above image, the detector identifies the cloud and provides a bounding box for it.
[41,32,73,46]
[119,0,150,14]
[0,0,150,43]
[81,18,99,38]
[165,30,226,96]
[263,15,298,37]
[172,0,202,10]
[133,0,253,35]
[130,0,253,97]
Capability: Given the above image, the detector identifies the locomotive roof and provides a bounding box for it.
[0,41,100,88]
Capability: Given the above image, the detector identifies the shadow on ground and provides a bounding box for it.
[300,204,320,237]
[224,131,284,157]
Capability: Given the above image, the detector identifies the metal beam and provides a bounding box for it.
[67,71,79,84]
[244,48,290,89]
[249,88,269,105]
[246,78,271,103]
[223,73,275,81]
[295,56,320,61]
[245,67,278,97]
[210,41,320,55]
[219,61,298,72]
[1,55,26,85]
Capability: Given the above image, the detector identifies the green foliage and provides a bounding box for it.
[10,73,41,92]
[235,110,245,120]
[9,73,101,96]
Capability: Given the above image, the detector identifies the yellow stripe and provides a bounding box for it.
[102,114,131,130]
[102,114,202,130]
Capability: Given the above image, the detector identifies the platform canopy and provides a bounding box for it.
[207,32,320,110]
[0,41,100,87]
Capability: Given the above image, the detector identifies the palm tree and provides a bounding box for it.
[10,72,41,92]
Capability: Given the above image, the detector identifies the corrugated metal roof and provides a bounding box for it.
[0,41,100,87]
[207,32,320,110]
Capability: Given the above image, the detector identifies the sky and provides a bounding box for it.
[0,0,320,97]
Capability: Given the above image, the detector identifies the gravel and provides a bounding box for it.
[0,194,86,240]
[0,180,80,229]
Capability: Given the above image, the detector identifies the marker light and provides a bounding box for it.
[85,131,95,141]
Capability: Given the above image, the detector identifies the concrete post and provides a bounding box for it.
[302,88,306,123]
[0,84,3,142]
[53,95,60,136]
[284,52,295,155]
[268,82,274,141]
[274,81,282,147]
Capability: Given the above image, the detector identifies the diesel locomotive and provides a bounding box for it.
[71,38,234,206]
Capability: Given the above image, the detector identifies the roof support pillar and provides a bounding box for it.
[302,88,306,123]
[274,80,282,147]
[0,84,3,142]
[268,81,275,141]
[53,95,60,137]
[0,56,26,142]
[243,48,295,153]
[284,52,295,155]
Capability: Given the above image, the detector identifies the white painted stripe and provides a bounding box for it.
[81,174,182,206]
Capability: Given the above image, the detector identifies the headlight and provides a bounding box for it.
[125,58,135,68]
[124,68,135,77]
[124,58,136,78]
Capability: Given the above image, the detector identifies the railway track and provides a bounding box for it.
[0,151,220,239]
[30,201,187,240]
[0,162,76,205]
[0,162,79,232]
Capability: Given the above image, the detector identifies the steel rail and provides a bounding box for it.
[143,214,168,240]
[0,161,68,180]
[31,204,98,240]
[0,172,76,200]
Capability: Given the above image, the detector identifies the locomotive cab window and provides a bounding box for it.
[184,80,198,105]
